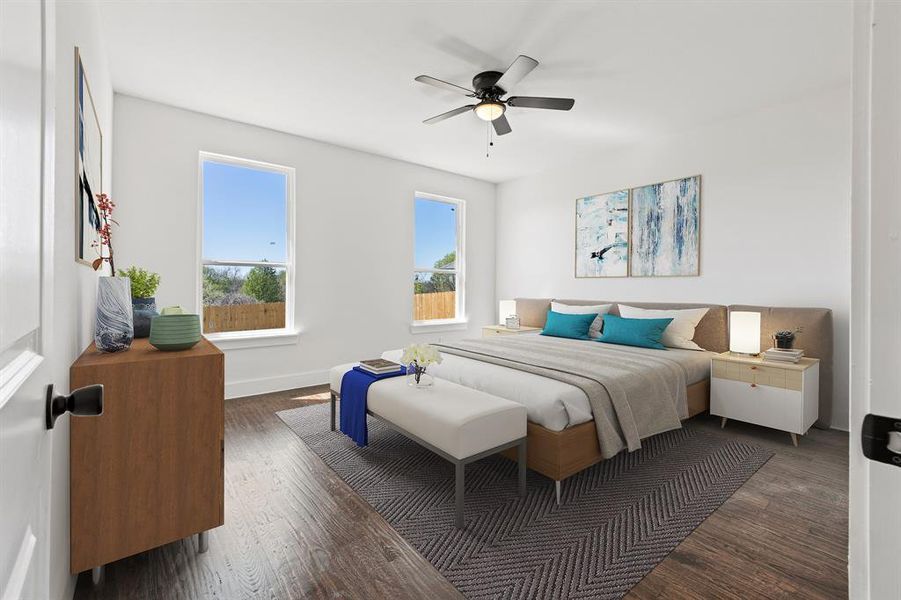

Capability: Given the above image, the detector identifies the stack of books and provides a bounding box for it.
[762,348,804,364]
[358,358,403,376]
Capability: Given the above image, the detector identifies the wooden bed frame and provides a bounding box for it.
[497,297,834,495]
[500,377,710,483]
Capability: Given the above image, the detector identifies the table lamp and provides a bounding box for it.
[498,300,517,326]
[729,311,761,356]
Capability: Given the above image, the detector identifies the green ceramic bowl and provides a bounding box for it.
[149,313,202,351]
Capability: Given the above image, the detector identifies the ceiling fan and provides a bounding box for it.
[415,55,575,136]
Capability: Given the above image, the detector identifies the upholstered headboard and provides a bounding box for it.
[515,298,729,354]
[514,298,834,428]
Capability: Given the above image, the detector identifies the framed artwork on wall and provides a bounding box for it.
[75,47,103,266]
[575,189,630,278]
[630,175,700,277]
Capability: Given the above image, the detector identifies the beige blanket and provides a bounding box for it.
[434,336,688,458]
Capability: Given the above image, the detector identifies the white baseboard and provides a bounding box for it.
[226,369,330,400]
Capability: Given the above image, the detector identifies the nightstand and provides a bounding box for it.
[710,352,819,446]
[482,325,541,338]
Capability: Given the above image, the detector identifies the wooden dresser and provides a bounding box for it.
[69,338,224,574]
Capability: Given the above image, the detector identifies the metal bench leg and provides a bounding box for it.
[517,440,527,496]
[330,392,337,431]
[455,461,465,529]
[555,480,562,505]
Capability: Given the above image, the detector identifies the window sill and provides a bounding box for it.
[205,328,299,350]
[409,319,469,334]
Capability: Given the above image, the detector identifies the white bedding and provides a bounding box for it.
[382,337,713,432]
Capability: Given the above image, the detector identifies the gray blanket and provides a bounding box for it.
[433,336,688,458]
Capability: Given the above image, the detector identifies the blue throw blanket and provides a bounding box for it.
[340,366,406,447]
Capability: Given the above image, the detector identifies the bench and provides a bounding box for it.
[329,364,528,528]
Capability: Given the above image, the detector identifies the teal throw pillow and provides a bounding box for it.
[541,310,597,341]
[597,315,673,350]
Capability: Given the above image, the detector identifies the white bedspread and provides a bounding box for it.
[382,338,713,432]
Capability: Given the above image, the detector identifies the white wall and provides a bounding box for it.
[49,1,114,598]
[113,96,496,398]
[495,87,851,430]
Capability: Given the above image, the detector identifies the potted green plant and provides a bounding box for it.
[772,326,803,349]
[117,266,161,338]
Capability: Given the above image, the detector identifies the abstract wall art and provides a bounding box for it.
[630,175,700,277]
[75,47,103,266]
[575,189,630,277]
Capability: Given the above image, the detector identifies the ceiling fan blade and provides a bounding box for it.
[495,55,539,93]
[415,75,475,96]
[506,96,575,110]
[492,114,512,136]
[423,105,475,124]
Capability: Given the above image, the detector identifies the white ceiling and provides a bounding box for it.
[99,1,851,183]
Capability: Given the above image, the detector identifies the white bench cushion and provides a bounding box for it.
[329,365,526,460]
[330,363,357,393]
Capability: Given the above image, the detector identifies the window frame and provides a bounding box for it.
[411,191,466,329]
[196,151,296,342]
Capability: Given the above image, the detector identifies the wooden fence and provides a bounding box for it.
[204,302,286,333]
[414,291,456,321]
[204,294,453,332]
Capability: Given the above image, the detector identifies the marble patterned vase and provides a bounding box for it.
[95,276,134,352]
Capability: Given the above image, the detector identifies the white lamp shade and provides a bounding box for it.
[730,311,761,354]
[499,300,517,324]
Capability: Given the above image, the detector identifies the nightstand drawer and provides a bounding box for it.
[484,328,516,337]
[712,360,795,390]
[711,378,804,433]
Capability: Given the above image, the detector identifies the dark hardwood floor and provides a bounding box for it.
[74,386,848,600]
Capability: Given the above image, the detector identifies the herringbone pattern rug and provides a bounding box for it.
[278,403,772,599]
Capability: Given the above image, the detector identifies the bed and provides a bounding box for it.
[384,299,834,494]
[381,300,730,489]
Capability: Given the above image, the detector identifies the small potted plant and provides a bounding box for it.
[117,266,161,338]
[772,326,803,349]
[400,343,442,388]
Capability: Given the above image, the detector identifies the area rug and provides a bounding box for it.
[277,402,772,599]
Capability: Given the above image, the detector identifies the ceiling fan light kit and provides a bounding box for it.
[415,54,575,138]
[474,101,505,122]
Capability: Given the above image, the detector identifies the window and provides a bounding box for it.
[413,193,464,323]
[199,152,294,336]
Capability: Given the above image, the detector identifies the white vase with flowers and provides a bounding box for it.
[400,344,442,388]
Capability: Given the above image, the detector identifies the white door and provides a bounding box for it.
[850,1,901,598]
[0,0,55,598]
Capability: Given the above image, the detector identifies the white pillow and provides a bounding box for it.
[551,302,613,339]
[617,305,710,351]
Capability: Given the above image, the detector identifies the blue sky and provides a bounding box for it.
[203,162,456,269]
[203,161,286,262]
[415,197,457,268]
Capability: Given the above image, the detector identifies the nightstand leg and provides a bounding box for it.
[720,417,728,429]
[790,433,799,447]
[91,566,104,585]
[198,530,209,553]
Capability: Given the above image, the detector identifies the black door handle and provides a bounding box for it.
[46,384,103,429]
[862,414,901,467]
